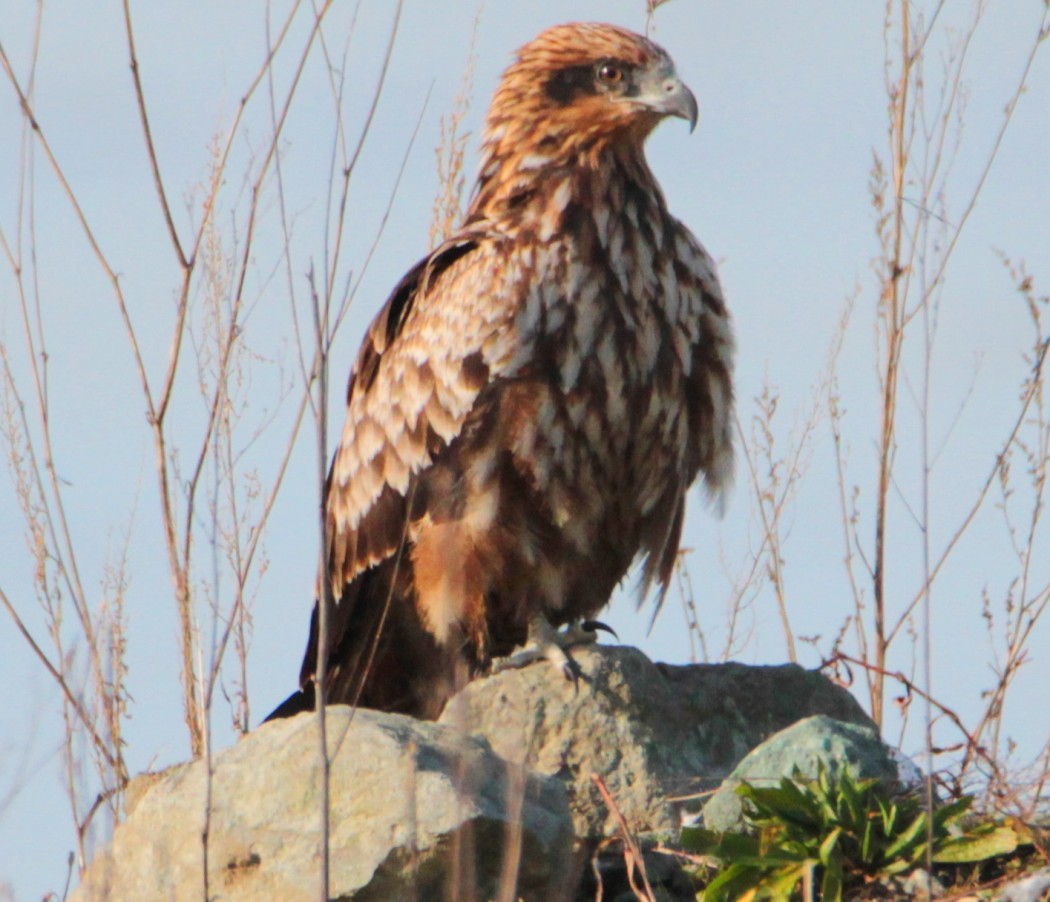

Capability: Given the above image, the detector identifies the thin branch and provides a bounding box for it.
[120,0,189,268]
[886,337,1050,645]
[0,589,122,775]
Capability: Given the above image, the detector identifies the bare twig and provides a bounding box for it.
[591,773,656,902]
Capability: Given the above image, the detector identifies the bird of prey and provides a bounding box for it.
[266,21,734,722]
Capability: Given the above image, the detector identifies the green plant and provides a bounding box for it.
[682,765,1021,901]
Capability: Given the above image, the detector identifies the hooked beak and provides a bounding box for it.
[663,76,699,132]
[632,60,699,132]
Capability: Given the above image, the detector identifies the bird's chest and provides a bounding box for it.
[507,242,700,502]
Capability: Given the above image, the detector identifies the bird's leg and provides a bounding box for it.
[490,612,616,684]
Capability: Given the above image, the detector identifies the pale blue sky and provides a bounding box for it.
[2,3,1049,898]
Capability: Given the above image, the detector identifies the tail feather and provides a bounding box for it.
[263,560,463,723]
[263,684,315,722]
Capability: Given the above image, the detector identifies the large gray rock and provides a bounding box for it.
[439,644,875,839]
[701,714,900,833]
[71,647,881,900]
[71,707,574,902]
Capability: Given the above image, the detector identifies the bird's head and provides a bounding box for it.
[483,23,697,160]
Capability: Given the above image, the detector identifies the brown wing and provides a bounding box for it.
[289,227,517,712]
[323,234,483,597]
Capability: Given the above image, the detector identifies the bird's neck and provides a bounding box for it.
[466,140,663,238]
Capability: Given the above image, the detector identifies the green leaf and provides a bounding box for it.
[860,814,875,863]
[762,862,811,901]
[819,827,842,868]
[933,824,1020,863]
[821,855,845,902]
[699,862,764,902]
[745,845,811,867]
[742,779,822,829]
[880,856,916,877]
[680,826,760,858]
[768,840,814,864]
[931,795,973,832]
[680,826,808,867]
[876,795,896,835]
[882,809,928,861]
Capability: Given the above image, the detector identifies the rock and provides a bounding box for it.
[700,714,899,833]
[898,867,947,900]
[71,707,574,902]
[996,867,1050,902]
[439,644,875,839]
[72,646,882,900]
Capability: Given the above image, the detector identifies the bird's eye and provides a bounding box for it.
[596,62,624,86]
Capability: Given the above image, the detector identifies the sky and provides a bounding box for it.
[2,2,1049,899]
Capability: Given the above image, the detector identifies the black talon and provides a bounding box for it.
[562,651,583,692]
[581,619,618,640]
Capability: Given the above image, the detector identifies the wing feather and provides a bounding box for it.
[324,232,503,596]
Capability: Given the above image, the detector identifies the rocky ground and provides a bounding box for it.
[70,645,1045,901]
